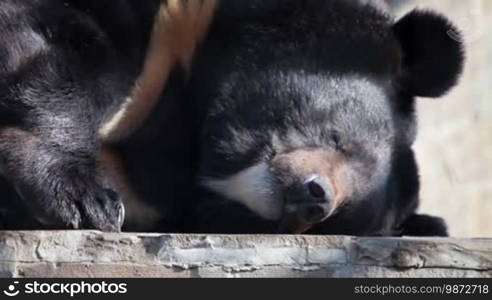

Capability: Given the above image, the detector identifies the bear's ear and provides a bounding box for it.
[393,10,465,98]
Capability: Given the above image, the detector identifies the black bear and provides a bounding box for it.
[0,0,464,236]
[112,0,464,235]
[0,0,217,231]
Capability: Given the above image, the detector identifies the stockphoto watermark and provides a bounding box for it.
[2,281,127,298]
[447,4,485,44]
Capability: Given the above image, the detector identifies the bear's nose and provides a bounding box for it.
[281,175,334,228]
[307,178,327,199]
[304,176,332,203]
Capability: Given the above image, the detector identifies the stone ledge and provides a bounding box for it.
[0,231,491,278]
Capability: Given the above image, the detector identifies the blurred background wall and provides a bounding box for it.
[388,0,492,237]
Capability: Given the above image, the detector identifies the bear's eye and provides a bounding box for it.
[331,132,344,151]
[330,132,355,156]
[265,149,277,160]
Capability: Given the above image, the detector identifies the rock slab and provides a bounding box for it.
[0,231,490,278]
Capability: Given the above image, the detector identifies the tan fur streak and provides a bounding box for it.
[273,149,347,208]
[100,0,218,142]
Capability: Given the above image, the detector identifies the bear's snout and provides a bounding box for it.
[270,149,344,233]
[285,175,334,221]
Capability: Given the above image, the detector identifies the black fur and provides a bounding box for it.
[176,0,462,236]
[0,0,161,230]
[393,10,465,98]
[0,0,464,236]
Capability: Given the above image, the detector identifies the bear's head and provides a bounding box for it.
[195,1,464,234]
